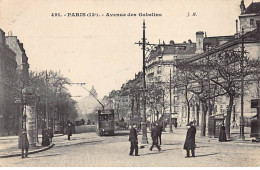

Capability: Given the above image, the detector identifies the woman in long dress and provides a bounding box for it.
[219,123,227,142]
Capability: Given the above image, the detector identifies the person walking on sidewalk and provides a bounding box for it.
[150,123,161,151]
[20,129,29,158]
[129,124,139,156]
[67,121,73,140]
[183,122,196,158]
[48,127,54,143]
[156,122,163,145]
[219,123,227,142]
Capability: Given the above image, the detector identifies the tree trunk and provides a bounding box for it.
[225,94,234,140]
[187,103,190,124]
[196,103,200,126]
[131,98,134,127]
[201,101,208,136]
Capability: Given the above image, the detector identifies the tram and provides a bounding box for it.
[96,109,115,136]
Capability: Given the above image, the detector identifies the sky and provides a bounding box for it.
[0,0,256,99]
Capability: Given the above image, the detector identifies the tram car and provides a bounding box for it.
[96,109,115,136]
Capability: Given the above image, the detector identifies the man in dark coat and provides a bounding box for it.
[150,123,161,151]
[20,129,29,158]
[219,123,227,142]
[183,122,196,158]
[129,124,139,156]
[48,127,54,143]
[67,121,72,140]
[156,122,163,145]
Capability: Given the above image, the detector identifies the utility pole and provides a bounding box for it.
[240,28,245,140]
[134,20,148,144]
[169,69,173,133]
[141,20,148,144]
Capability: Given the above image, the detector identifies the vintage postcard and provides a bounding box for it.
[0,0,260,167]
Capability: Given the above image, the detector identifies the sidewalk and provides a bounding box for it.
[143,126,259,147]
[0,134,57,158]
[0,126,259,159]
[0,132,105,158]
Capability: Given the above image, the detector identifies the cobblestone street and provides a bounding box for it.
[1,127,260,167]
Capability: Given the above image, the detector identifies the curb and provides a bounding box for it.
[0,143,55,158]
[54,134,65,137]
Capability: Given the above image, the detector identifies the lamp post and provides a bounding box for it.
[141,20,148,144]
[134,20,148,144]
[240,28,245,140]
[169,68,173,133]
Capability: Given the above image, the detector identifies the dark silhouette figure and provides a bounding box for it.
[20,129,29,158]
[129,124,139,156]
[156,123,163,145]
[150,123,161,151]
[42,128,50,146]
[219,123,227,142]
[184,122,196,158]
[48,127,54,143]
[174,121,178,128]
[67,121,73,140]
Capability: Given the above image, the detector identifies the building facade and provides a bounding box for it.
[0,29,18,136]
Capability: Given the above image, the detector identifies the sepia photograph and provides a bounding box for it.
[0,0,260,167]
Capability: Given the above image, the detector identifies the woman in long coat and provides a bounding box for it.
[219,123,227,142]
[183,122,196,157]
[20,129,29,158]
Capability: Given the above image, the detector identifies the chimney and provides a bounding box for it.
[0,29,6,44]
[236,20,238,34]
[195,31,204,54]
[240,0,246,14]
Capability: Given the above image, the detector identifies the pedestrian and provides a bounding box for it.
[41,128,50,146]
[156,122,163,145]
[67,121,72,140]
[183,122,196,158]
[219,123,227,142]
[129,124,139,156]
[174,121,178,129]
[20,129,29,158]
[48,127,54,143]
[150,123,161,151]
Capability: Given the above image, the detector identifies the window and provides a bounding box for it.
[174,106,178,113]
[174,96,178,104]
[157,66,161,74]
[250,19,254,26]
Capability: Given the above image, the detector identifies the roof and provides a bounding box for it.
[178,29,259,64]
[244,2,260,14]
[203,35,235,49]
[148,43,196,60]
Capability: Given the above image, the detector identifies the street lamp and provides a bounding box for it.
[240,28,245,140]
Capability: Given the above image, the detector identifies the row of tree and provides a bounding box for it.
[23,70,79,131]
[176,47,260,138]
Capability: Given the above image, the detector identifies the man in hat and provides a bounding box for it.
[20,129,29,158]
[129,124,139,156]
[150,123,161,151]
[183,122,196,158]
